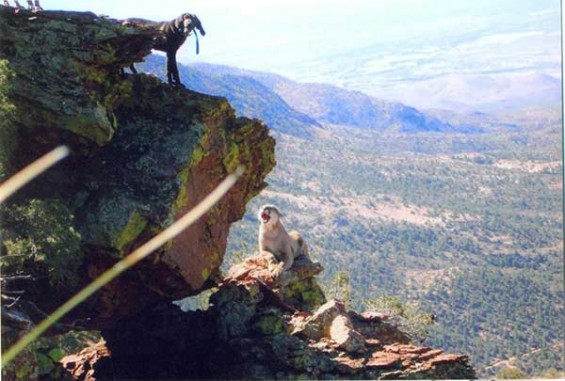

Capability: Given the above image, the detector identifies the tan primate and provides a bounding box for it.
[258,205,309,276]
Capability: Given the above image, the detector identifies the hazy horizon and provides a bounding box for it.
[38,0,563,111]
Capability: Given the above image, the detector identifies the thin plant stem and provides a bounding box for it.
[0,146,70,204]
[1,166,244,367]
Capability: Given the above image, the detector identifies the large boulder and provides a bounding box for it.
[0,7,275,331]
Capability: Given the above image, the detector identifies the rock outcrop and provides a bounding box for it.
[0,6,275,333]
[61,256,476,379]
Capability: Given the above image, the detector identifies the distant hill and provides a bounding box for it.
[139,55,319,137]
[384,72,562,113]
[241,69,457,133]
[138,56,471,135]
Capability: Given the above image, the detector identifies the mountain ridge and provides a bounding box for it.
[142,56,560,137]
[189,61,462,133]
[139,56,480,135]
[140,55,321,137]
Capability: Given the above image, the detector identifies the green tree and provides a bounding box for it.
[0,59,17,178]
[365,296,434,344]
[330,271,351,306]
[1,199,82,287]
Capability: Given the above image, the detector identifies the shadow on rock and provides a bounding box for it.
[61,256,476,380]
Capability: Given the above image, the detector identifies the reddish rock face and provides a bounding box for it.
[61,341,111,380]
[367,351,402,369]
[164,115,275,291]
[80,87,275,327]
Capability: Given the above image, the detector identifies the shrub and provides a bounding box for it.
[1,199,82,287]
[496,366,527,379]
[365,295,434,343]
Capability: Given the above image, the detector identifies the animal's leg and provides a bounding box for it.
[129,64,137,74]
[172,60,182,87]
[166,50,174,85]
[26,0,31,9]
[167,50,183,87]
[33,0,41,11]
[3,1,10,7]
[281,243,295,272]
[271,243,294,278]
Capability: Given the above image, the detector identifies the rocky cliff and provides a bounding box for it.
[61,255,475,380]
[1,7,474,380]
[0,7,274,331]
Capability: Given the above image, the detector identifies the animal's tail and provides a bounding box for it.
[195,30,200,55]
[298,236,309,258]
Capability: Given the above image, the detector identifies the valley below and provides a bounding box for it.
[225,111,563,377]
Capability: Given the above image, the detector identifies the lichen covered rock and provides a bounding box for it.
[291,299,345,339]
[0,8,157,147]
[0,8,275,330]
[60,256,476,380]
[226,252,326,311]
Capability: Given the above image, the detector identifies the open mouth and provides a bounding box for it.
[261,211,270,223]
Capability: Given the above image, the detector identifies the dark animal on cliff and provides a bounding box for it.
[2,0,41,12]
[122,13,205,87]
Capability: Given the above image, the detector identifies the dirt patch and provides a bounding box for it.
[405,268,459,294]
[494,160,561,173]
[261,190,445,226]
